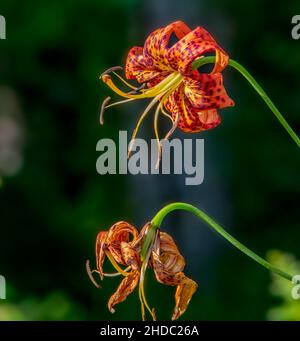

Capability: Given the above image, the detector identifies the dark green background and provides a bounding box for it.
[0,0,299,320]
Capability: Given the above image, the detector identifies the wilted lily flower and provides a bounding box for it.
[100,20,234,160]
[87,221,198,320]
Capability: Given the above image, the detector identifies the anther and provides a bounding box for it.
[100,96,111,125]
[100,66,123,78]
[86,259,101,288]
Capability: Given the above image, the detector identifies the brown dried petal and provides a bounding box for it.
[107,271,140,313]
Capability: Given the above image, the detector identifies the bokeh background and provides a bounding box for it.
[0,0,299,320]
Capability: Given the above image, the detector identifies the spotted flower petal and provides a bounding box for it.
[164,85,219,132]
[121,241,141,272]
[151,231,198,320]
[125,21,191,86]
[143,20,191,71]
[183,72,234,110]
[105,221,139,265]
[164,71,234,132]
[108,271,140,313]
[167,26,229,74]
[125,46,167,84]
[172,277,198,320]
[95,231,108,279]
[107,241,141,313]
[156,232,185,272]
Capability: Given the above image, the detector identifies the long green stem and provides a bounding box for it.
[192,56,300,148]
[142,202,293,282]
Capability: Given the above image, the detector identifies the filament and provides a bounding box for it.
[127,74,183,157]
[154,104,162,169]
[161,105,174,123]
[112,71,138,90]
[103,266,131,277]
[128,95,161,157]
[138,230,159,321]
[86,260,101,288]
[164,112,179,141]
[101,72,182,100]
[100,66,123,78]
[139,263,155,320]
[138,287,146,321]
[105,250,130,277]
[105,98,136,109]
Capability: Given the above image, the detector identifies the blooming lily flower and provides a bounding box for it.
[100,20,234,159]
[87,221,198,320]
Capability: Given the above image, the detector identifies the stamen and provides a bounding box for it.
[100,96,111,125]
[161,105,174,123]
[138,287,146,321]
[112,71,138,90]
[128,77,182,160]
[128,75,182,150]
[102,72,182,100]
[105,250,130,277]
[139,262,155,320]
[86,260,101,288]
[128,95,161,158]
[100,70,183,162]
[153,104,162,169]
[138,229,159,321]
[153,86,181,168]
[127,83,146,94]
[101,67,144,93]
[100,66,123,78]
[103,266,131,277]
[105,98,136,109]
[164,112,180,141]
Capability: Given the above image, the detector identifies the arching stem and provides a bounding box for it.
[141,202,293,282]
[192,56,300,148]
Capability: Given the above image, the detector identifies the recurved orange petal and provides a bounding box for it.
[167,26,229,75]
[95,231,108,279]
[172,277,198,320]
[183,72,234,110]
[121,241,141,271]
[151,231,198,320]
[164,83,226,132]
[152,258,197,320]
[164,85,210,132]
[144,20,191,71]
[125,46,167,84]
[157,232,185,273]
[106,221,139,265]
[107,271,140,313]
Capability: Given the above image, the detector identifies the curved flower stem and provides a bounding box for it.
[141,202,293,282]
[192,56,300,148]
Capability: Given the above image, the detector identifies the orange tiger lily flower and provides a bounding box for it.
[100,20,234,159]
[87,221,198,320]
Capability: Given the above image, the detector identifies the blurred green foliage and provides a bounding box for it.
[266,250,300,321]
[0,0,299,321]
